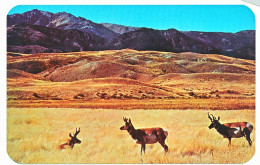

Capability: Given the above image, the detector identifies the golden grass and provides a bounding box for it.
[7,98,255,110]
[7,108,255,164]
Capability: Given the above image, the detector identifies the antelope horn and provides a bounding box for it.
[208,112,213,121]
[210,114,216,120]
[123,117,128,122]
[75,127,80,136]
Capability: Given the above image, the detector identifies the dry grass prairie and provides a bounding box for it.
[7,108,255,164]
[7,98,255,110]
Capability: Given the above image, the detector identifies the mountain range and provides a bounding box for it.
[7,9,255,59]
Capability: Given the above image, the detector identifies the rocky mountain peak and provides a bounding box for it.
[7,9,255,59]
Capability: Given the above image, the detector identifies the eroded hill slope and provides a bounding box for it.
[7,49,255,101]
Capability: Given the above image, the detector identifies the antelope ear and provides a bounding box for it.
[129,118,131,123]
[69,133,73,138]
[217,116,220,121]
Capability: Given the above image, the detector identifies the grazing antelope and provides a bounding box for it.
[59,128,81,149]
[120,117,168,155]
[208,113,253,147]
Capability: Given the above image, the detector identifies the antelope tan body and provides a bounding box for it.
[224,122,250,129]
[135,127,168,144]
[223,122,253,138]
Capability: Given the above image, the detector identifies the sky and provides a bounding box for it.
[8,5,255,33]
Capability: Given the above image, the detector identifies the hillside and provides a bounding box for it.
[107,28,217,54]
[7,23,105,53]
[7,49,255,103]
[101,23,140,34]
[183,31,255,59]
[8,9,117,40]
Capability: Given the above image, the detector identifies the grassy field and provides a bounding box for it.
[7,98,255,110]
[7,108,255,164]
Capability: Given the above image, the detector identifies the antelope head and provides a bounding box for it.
[69,127,81,146]
[120,117,133,130]
[208,113,220,129]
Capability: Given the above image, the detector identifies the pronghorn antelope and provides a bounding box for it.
[120,117,168,155]
[59,128,81,149]
[208,113,253,147]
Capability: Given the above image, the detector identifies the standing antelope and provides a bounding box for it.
[120,117,168,155]
[208,113,253,147]
[59,128,81,149]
